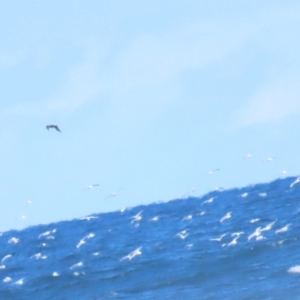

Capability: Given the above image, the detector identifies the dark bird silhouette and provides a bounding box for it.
[46,125,61,132]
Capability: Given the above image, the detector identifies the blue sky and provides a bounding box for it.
[1,1,300,231]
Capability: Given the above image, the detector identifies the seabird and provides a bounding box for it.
[0,254,12,269]
[14,278,24,285]
[290,177,300,188]
[8,237,19,244]
[176,230,189,239]
[243,153,253,159]
[220,212,232,223]
[263,157,275,162]
[79,216,98,221]
[120,247,142,261]
[180,188,196,199]
[260,220,277,232]
[248,227,263,241]
[276,224,291,234]
[131,211,143,223]
[231,232,244,237]
[202,197,214,205]
[46,125,61,132]
[182,215,193,221]
[222,236,239,247]
[240,192,248,198]
[85,184,100,190]
[104,188,124,200]
[209,233,227,242]
[70,261,83,270]
[278,170,287,176]
[1,255,12,264]
[208,169,220,175]
[76,233,95,248]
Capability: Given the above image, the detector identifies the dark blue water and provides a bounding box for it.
[1,176,300,299]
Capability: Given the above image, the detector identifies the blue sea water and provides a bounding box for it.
[1,177,300,299]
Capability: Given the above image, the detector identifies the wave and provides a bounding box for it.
[1,176,300,299]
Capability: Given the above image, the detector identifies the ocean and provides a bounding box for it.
[1,176,300,299]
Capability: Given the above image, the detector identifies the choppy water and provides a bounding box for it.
[1,176,300,299]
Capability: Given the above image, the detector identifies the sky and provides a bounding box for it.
[1,1,300,231]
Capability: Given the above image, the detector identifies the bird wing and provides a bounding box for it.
[54,126,61,132]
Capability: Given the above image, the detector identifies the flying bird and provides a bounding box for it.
[208,169,220,175]
[209,233,227,242]
[104,188,124,200]
[46,125,61,132]
[220,212,232,223]
[85,184,100,190]
[263,157,275,162]
[290,177,300,188]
